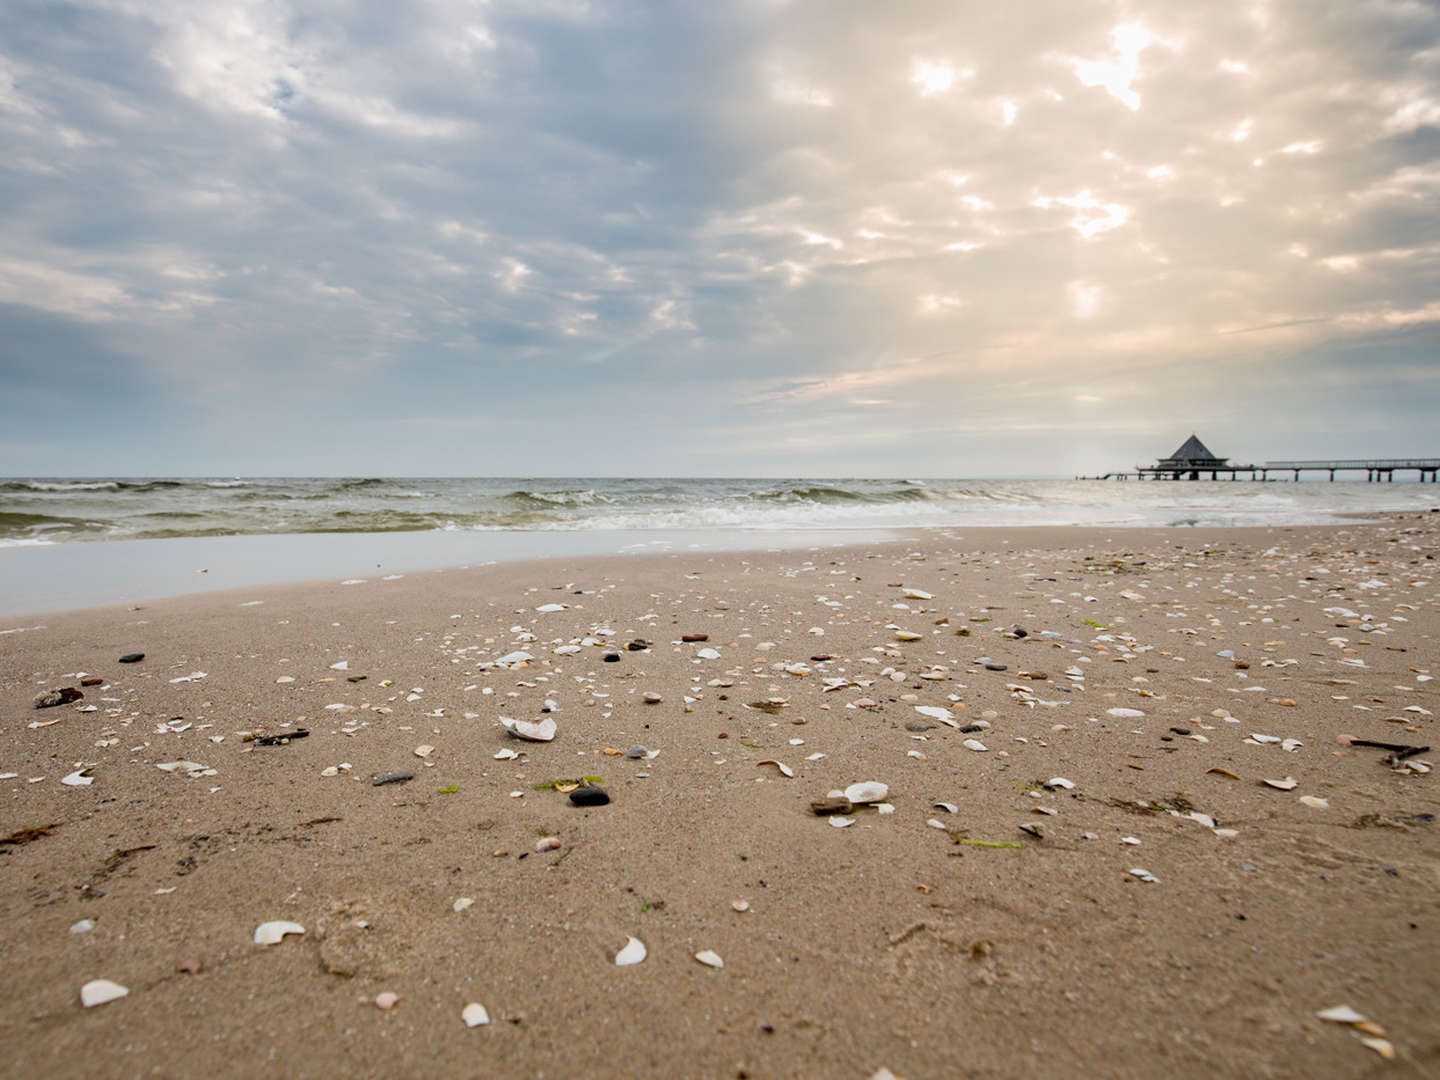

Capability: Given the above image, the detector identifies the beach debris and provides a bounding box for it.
[811,796,853,816]
[757,759,795,778]
[933,802,959,814]
[1263,777,1299,790]
[251,729,309,746]
[694,950,724,968]
[1043,777,1075,790]
[503,717,556,742]
[963,739,989,752]
[731,899,750,913]
[615,936,647,966]
[70,919,95,934]
[682,633,709,642]
[624,745,648,759]
[34,688,83,709]
[253,920,305,946]
[642,692,662,704]
[329,660,349,670]
[375,991,399,1011]
[1299,795,1330,809]
[913,705,957,727]
[156,761,215,779]
[1107,707,1144,718]
[414,745,434,759]
[903,588,934,599]
[830,816,855,828]
[461,1003,491,1028]
[493,748,522,760]
[453,897,474,912]
[844,781,889,804]
[1019,822,1045,839]
[1207,768,1241,780]
[371,772,414,786]
[1316,1004,1371,1026]
[895,630,923,641]
[61,768,94,787]
[569,785,610,806]
[1128,868,1159,884]
[960,838,1022,849]
[80,979,129,1007]
[696,648,721,659]
[535,836,561,852]
[118,653,144,664]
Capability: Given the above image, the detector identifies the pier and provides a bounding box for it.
[1079,436,1440,482]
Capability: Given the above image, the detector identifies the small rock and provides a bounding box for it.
[603,653,620,663]
[535,836,561,852]
[624,745,648,759]
[682,634,709,642]
[626,639,650,651]
[80,677,104,687]
[569,786,611,807]
[371,772,414,786]
[984,662,1007,672]
[642,693,662,704]
[375,991,400,1011]
[118,653,145,664]
[810,796,854,816]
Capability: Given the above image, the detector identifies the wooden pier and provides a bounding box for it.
[1079,436,1440,482]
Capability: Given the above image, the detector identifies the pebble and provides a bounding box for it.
[34,688,83,709]
[569,786,611,806]
[535,836,561,852]
[682,633,709,642]
[624,745,648,759]
[627,639,650,651]
[118,653,144,664]
[371,772,414,786]
[375,991,400,1010]
[603,653,621,663]
[642,693,662,704]
[984,662,1007,671]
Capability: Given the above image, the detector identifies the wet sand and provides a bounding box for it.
[2,516,1438,1078]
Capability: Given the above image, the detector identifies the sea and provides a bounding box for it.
[1,476,1435,616]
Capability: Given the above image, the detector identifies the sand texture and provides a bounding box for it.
[3,517,1438,1079]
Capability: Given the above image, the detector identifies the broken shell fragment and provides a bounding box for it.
[1316,1004,1369,1025]
[253,920,305,946]
[1263,777,1299,790]
[504,717,556,742]
[1043,777,1075,790]
[1299,795,1329,809]
[963,739,988,752]
[615,936,647,966]
[462,1002,491,1027]
[843,781,889,804]
[731,899,750,912]
[375,991,399,1010]
[830,816,855,828]
[1128,868,1159,883]
[80,979,129,1007]
[756,759,795,778]
[694,950,724,968]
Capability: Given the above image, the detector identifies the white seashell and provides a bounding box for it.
[462,1002,490,1027]
[275,676,295,684]
[253,920,305,946]
[493,748,521,760]
[963,739,988,752]
[757,760,794,778]
[894,631,923,641]
[933,802,958,814]
[1316,1004,1369,1024]
[844,781,888,804]
[1185,812,1217,829]
[1263,776,1298,790]
[875,803,895,815]
[62,769,94,787]
[1281,738,1303,752]
[903,589,934,600]
[329,661,349,670]
[414,745,434,758]
[1249,733,1282,744]
[1043,777,1075,790]
[926,818,949,831]
[1106,708,1145,718]
[1299,795,1329,809]
[694,950,724,968]
[535,836,561,852]
[554,645,581,654]
[615,936,647,966]
[453,897,474,912]
[1121,836,1142,845]
[536,603,566,613]
[505,717,556,742]
[731,899,750,912]
[696,648,721,660]
[914,705,953,722]
[496,651,533,666]
[81,979,129,1007]
[70,919,95,934]
[830,816,855,828]
[375,991,399,1010]
[1128,868,1159,883]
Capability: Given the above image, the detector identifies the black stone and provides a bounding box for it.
[34,687,83,709]
[371,772,414,786]
[603,653,620,663]
[626,639,650,651]
[984,662,1007,671]
[118,653,145,664]
[569,786,610,806]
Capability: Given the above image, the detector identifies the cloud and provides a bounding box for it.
[0,0,1437,475]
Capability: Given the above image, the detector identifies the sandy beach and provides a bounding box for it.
[3,515,1437,1079]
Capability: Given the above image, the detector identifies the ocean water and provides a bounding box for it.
[4,476,1437,547]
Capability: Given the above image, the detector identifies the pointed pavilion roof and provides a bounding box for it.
[1159,434,1227,465]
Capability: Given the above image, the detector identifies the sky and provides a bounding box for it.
[2,0,1439,478]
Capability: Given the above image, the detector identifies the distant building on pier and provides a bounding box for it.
[1153,434,1229,476]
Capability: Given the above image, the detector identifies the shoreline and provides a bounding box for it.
[2,512,1436,1077]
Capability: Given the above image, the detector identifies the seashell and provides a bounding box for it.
[1360,1037,1395,1059]
[1107,708,1145,718]
[696,648,721,660]
[504,717,556,742]
[1262,777,1298,790]
[492,748,521,760]
[963,739,988,752]
[1316,1004,1369,1025]
[933,802,958,814]
[1128,868,1159,883]
[536,603,566,613]
[375,991,399,1010]
[876,803,895,815]
[80,979,129,1007]
[830,816,855,828]
[757,760,794,778]
[1299,795,1329,809]
[535,836,561,852]
[462,1002,490,1027]
[895,631,923,641]
[731,899,750,912]
[453,897,474,912]
[253,920,305,946]
[1207,767,1241,779]
[844,781,889,804]
[694,950,724,968]
[329,661,349,670]
[414,745,434,758]
[1120,836,1141,845]
[1019,823,1044,839]
[1043,777,1075,790]
[496,651,533,666]
[903,588,934,600]
[1249,733,1282,744]
[926,818,949,831]
[615,936,647,966]
[70,919,95,934]
[61,769,94,787]
[1185,812,1217,829]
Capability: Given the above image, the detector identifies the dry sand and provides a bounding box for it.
[3,516,1438,1079]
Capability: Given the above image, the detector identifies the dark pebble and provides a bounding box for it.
[984,662,1007,671]
[371,772,414,786]
[1011,628,1028,638]
[959,723,985,734]
[118,653,145,664]
[34,687,83,709]
[569,786,611,807]
[602,653,620,663]
[1170,727,1191,736]
[681,633,709,642]
[80,677,104,687]
[626,639,650,651]
[810,654,834,662]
